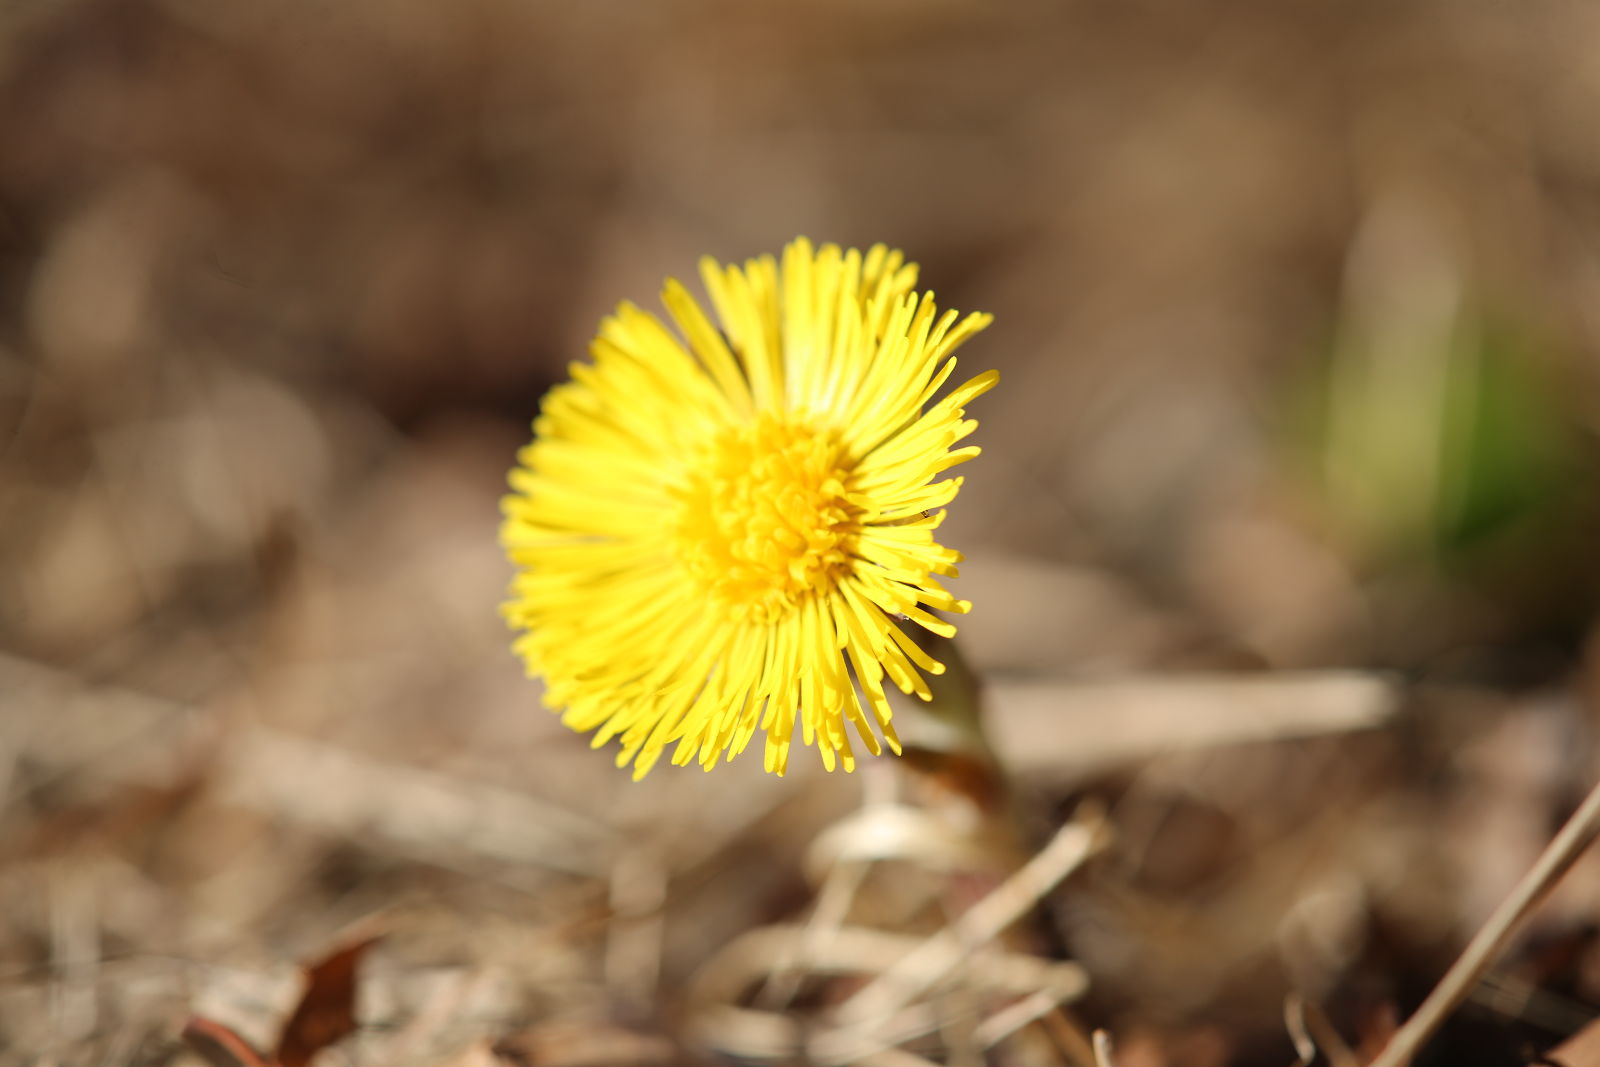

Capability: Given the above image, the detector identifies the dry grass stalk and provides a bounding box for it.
[1290,995,1359,1067]
[971,989,1077,1050]
[833,807,1107,1030]
[1369,775,1600,1067]
[1284,994,1317,1067]
[988,672,1398,777]
[689,925,1090,1061]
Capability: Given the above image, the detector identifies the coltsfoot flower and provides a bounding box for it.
[500,238,996,777]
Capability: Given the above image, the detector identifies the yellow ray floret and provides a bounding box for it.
[499,237,996,778]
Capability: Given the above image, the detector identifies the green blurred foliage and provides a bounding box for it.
[1297,310,1583,568]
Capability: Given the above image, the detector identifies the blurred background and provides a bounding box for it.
[6,0,1600,1064]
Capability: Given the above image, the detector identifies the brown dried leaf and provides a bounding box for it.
[181,1016,274,1067]
[273,934,382,1067]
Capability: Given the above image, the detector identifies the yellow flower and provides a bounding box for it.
[500,238,996,778]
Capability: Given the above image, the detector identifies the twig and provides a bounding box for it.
[1300,997,1359,1067]
[1092,1029,1116,1067]
[973,989,1074,1050]
[1369,776,1600,1067]
[1284,994,1316,1067]
[1041,1009,1101,1067]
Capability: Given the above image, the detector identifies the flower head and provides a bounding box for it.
[500,238,996,778]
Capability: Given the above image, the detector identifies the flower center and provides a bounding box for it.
[673,414,861,622]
